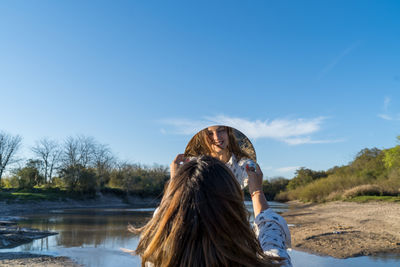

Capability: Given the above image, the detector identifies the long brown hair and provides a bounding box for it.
[132,156,277,267]
[184,126,252,161]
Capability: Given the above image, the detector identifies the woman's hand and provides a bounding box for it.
[170,154,187,179]
[246,163,269,217]
[246,163,263,194]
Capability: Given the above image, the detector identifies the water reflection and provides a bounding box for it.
[17,210,151,249]
[2,203,399,267]
[3,208,151,266]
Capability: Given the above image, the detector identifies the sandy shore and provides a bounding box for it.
[282,200,400,258]
[0,252,82,267]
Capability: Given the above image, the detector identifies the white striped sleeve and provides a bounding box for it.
[254,208,292,267]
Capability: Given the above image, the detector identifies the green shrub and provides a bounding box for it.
[287,168,328,190]
[274,191,291,202]
[13,166,44,190]
[1,177,19,188]
[263,177,289,201]
[107,164,169,197]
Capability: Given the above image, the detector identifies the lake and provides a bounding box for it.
[2,202,399,267]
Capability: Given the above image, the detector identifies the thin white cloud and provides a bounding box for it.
[161,115,342,145]
[259,165,273,171]
[318,41,361,80]
[159,118,209,135]
[378,96,400,121]
[275,166,300,173]
[379,114,400,121]
[383,96,391,111]
[205,115,324,140]
[378,114,393,121]
[283,137,344,145]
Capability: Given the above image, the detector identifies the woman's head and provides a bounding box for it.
[185,125,251,161]
[134,156,275,267]
[204,125,229,154]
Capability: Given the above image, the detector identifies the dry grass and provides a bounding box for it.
[325,191,343,201]
[342,184,383,199]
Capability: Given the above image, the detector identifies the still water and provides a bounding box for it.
[2,202,399,267]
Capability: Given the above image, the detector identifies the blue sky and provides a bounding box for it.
[1,0,400,178]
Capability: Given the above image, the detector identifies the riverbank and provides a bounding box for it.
[0,193,159,217]
[283,200,400,258]
[0,252,82,267]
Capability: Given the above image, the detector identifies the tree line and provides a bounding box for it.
[0,131,169,196]
[276,136,400,202]
[4,130,398,202]
[0,130,291,199]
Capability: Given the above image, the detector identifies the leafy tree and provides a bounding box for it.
[287,168,327,190]
[13,160,44,189]
[383,147,400,169]
[76,168,97,194]
[383,136,400,169]
[350,148,385,180]
[262,177,290,200]
[59,164,97,193]
[108,163,169,196]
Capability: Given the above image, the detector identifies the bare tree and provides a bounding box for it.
[31,138,62,183]
[60,136,96,191]
[61,135,114,191]
[63,136,79,168]
[93,143,114,187]
[78,136,96,168]
[62,135,97,168]
[0,131,22,184]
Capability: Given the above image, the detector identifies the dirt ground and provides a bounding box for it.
[282,200,400,258]
[0,252,81,267]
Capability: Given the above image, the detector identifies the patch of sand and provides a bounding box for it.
[0,252,81,267]
[282,201,400,258]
